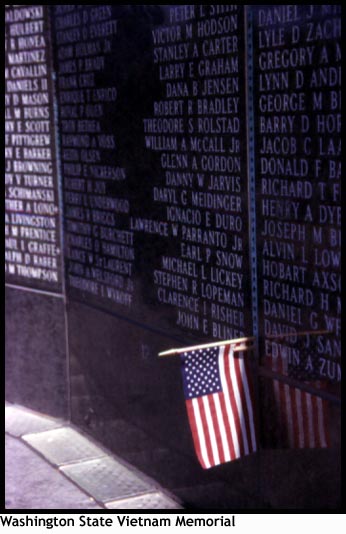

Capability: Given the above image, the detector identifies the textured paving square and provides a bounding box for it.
[23,427,106,466]
[61,457,156,503]
[5,406,63,438]
[5,436,102,510]
[105,492,183,509]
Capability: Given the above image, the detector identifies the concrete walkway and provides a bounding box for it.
[5,403,183,510]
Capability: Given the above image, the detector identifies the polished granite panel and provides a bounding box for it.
[5,287,68,419]
[67,301,262,506]
[175,482,260,511]
[66,299,341,509]
[175,447,341,510]
[67,300,191,455]
[51,5,253,345]
[258,449,341,510]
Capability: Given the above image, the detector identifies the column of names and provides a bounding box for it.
[141,5,251,339]
[255,5,341,382]
[53,5,135,308]
[5,5,62,290]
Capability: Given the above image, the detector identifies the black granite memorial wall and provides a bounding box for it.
[5,5,68,418]
[5,5,341,509]
[50,5,252,343]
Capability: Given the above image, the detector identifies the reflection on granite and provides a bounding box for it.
[5,287,68,419]
[258,449,341,510]
[176,482,261,511]
[66,300,341,509]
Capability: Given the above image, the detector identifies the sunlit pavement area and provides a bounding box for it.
[5,403,183,510]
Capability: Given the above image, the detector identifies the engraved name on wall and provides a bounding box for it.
[52,5,135,307]
[254,5,341,384]
[142,5,252,340]
[52,5,253,342]
[5,5,62,291]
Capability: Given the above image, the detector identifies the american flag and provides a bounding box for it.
[180,343,257,469]
[271,354,329,449]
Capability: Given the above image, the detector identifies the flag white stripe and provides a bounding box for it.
[238,356,257,452]
[229,351,249,454]
[213,393,231,463]
[295,388,305,448]
[219,346,241,459]
[317,397,327,448]
[203,396,220,467]
[192,398,211,469]
[305,394,315,448]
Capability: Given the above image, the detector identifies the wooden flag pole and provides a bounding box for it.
[158,336,256,358]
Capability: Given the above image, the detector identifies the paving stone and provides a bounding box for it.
[23,427,106,466]
[105,492,183,509]
[5,405,63,438]
[5,435,102,510]
[61,456,156,504]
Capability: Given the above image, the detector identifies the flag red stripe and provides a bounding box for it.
[197,396,214,467]
[209,395,226,465]
[186,399,207,469]
[219,391,237,461]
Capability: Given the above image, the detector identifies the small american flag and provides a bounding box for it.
[180,343,257,469]
[271,355,329,449]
